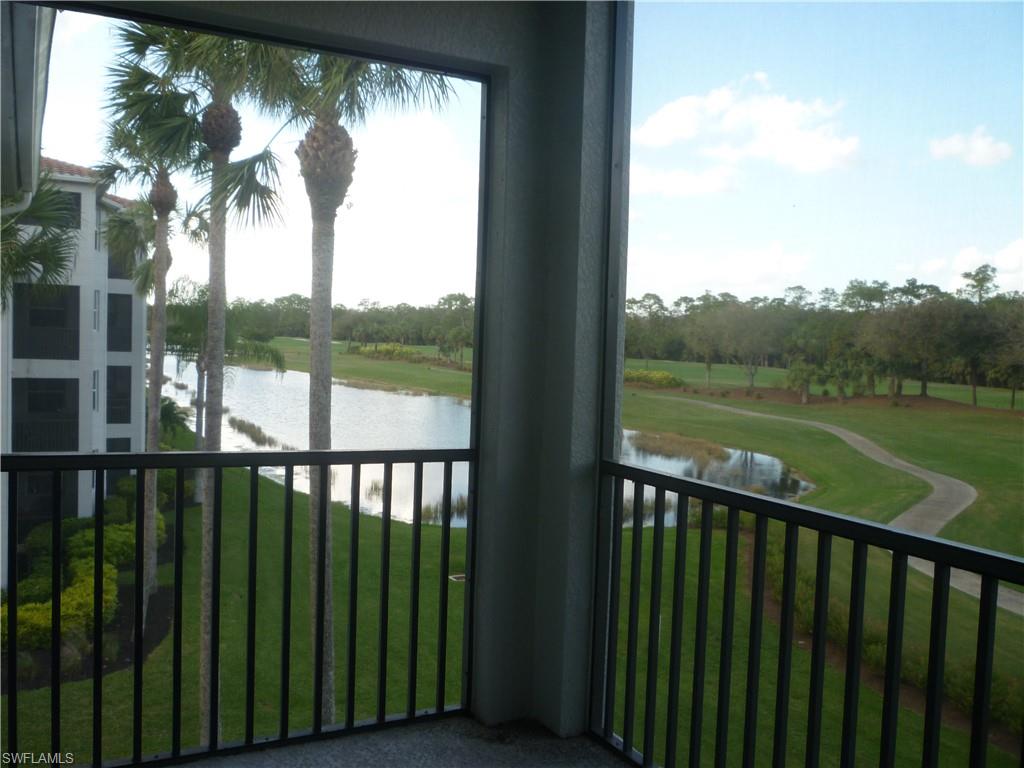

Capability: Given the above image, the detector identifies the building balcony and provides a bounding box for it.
[1,448,1020,767]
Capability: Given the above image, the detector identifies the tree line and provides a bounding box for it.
[625,265,1023,407]
[226,291,474,361]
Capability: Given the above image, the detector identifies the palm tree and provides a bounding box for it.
[100,50,203,618]
[260,50,451,723]
[1,177,78,309]
[117,24,283,741]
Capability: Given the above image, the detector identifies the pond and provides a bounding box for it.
[619,429,813,526]
[162,357,471,525]
[162,358,812,528]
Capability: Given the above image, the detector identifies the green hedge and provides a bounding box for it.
[624,369,685,388]
[65,513,167,569]
[1,558,118,650]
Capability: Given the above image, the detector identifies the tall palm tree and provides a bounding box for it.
[260,50,451,723]
[118,23,282,742]
[101,53,203,618]
[0,177,78,309]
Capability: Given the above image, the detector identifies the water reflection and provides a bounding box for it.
[619,429,813,527]
[162,356,471,526]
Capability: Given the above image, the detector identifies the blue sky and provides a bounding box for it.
[628,1,1023,302]
[41,5,1022,306]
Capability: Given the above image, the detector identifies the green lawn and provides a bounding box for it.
[625,357,1023,411]
[269,337,472,398]
[2,442,468,760]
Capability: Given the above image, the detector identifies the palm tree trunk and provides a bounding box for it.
[200,149,229,746]
[142,211,170,622]
[308,205,336,724]
[194,358,206,503]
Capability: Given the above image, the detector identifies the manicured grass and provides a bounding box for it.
[625,357,1023,411]
[631,389,1022,558]
[269,337,472,398]
[1,435,468,760]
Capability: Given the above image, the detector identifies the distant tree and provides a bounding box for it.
[959,264,999,304]
[948,299,1000,406]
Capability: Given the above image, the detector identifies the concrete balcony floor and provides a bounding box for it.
[202,716,629,767]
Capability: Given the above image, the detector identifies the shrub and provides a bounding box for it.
[65,514,167,569]
[357,343,429,363]
[0,557,118,650]
[623,369,684,388]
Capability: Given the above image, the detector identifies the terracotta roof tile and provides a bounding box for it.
[40,157,98,179]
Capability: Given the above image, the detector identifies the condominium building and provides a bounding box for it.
[1,157,146,533]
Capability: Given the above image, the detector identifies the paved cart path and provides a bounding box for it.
[648,396,1023,616]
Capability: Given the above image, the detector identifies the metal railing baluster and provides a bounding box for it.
[279,465,294,739]
[922,563,950,766]
[622,482,645,755]
[6,472,17,756]
[969,576,999,768]
[378,463,393,723]
[714,507,740,768]
[773,522,799,768]
[408,462,424,718]
[742,515,768,767]
[603,477,625,741]
[346,463,360,728]
[664,494,689,768]
[688,499,713,768]
[806,532,832,768]
[840,541,868,768]
[172,469,184,757]
[245,465,259,744]
[879,552,908,767]
[92,472,104,767]
[641,488,666,766]
[436,461,453,713]
[209,466,223,751]
[313,463,328,734]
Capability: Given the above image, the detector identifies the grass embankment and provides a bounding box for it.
[1,428,467,761]
[269,338,472,398]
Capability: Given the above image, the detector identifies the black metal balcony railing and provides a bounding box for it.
[589,460,1024,768]
[1,448,475,766]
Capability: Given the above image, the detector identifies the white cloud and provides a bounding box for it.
[630,163,736,197]
[929,126,1012,167]
[53,11,103,45]
[633,74,859,173]
[930,238,1023,294]
[626,241,811,299]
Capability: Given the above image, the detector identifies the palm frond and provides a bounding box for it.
[207,148,282,228]
[104,200,155,293]
[227,339,287,372]
[0,178,78,308]
[181,202,210,245]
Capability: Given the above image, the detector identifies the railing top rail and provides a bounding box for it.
[603,459,1024,585]
[1,447,475,472]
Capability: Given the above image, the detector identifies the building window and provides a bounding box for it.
[11,378,79,452]
[108,242,133,279]
[93,289,100,330]
[92,369,100,411]
[107,293,133,351]
[106,366,132,424]
[12,284,80,360]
